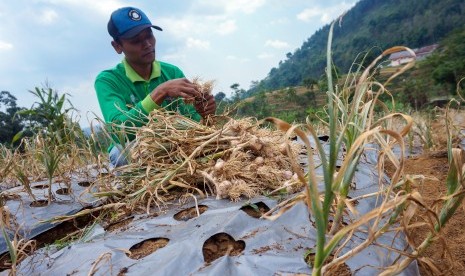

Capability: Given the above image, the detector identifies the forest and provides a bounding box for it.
[244,0,465,97]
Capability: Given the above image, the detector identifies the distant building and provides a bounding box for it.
[388,44,439,67]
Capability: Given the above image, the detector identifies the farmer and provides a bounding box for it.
[95,7,216,168]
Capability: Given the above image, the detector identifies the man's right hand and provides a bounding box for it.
[150,78,200,105]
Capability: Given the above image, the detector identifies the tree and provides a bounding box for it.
[303,77,318,90]
[0,91,26,146]
[214,92,226,102]
[428,27,465,92]
[230,83,246,102]
[317,65,340,93]
[285,87,298,102]
[16,86,79,145]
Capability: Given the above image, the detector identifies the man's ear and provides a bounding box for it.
[111,40,123,54]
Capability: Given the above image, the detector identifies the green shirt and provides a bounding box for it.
[95,59,201,148]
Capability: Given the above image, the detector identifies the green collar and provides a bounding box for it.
[123,58,161,82]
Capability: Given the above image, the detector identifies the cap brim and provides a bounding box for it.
[119,24,163,39]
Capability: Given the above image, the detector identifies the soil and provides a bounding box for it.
[127,238,169,260]
[173,205,208,221]
[55,188,70,195]
[385,151,465,275]
[0,209,97,271]
[304,253,351,276]
[104,216,134,233]
[202,232,245,263]
[29,200,48,207]
[77,181,91,187]
[252,242,284,255]
[31,184,50,189]
[240,201,271,218]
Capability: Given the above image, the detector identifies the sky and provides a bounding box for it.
[0,0,355,127]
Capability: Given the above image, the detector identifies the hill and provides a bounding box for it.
[247,0,465,96]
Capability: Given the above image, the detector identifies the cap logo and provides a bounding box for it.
[128,9,142,21]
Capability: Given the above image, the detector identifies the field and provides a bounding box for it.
[1,107,464,275]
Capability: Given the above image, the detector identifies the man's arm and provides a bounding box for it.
[95,76,151,128]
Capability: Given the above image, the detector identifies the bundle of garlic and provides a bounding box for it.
[103,79,304,210]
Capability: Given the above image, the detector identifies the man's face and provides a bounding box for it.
[116,28,156,66]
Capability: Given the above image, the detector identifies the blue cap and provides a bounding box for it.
[108,7,162,40]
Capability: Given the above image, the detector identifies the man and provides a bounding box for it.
[95,7,216,167]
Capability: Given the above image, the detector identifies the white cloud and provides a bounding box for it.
[297,2,355,23]
[160,15,237,39]
[265,40,290,49]
[162,52,186,62]
[40,0,124,15]
[297,8,321,22]
[0,41,13,51]
[159,16,210,39]
[216,19,237,35]
[198,0,266,14]
[37,8,59,25]
[186,37,210,50]
[258,52,273,59]
[270,18,289,25]
[226,55,249,63]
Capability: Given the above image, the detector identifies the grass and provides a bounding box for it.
[35,135,64,205]
[0,217,35,275]
[262,19,417,275]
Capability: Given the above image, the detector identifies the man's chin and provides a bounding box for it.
[143,51,155,60]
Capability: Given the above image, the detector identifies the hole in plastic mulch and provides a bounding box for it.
[105,216,134,232]
[55,188,70,195]
[174,205,208,221]
[32,208,98,249]
[127,238,169,260]
[346,195,359,206]
[310,218,349,232]
[240,202,271,218]
[305,251,351,275]
[29,200,48,207]
[77,181,91,187]
[98,172,109,178]
[202,232,245,263]
[31,184,49,190]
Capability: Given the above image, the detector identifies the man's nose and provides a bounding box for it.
[143,39,152,48]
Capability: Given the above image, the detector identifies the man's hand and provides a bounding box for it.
[151,78,216,118]
[194,94,216,117]
[150,78,200,105]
